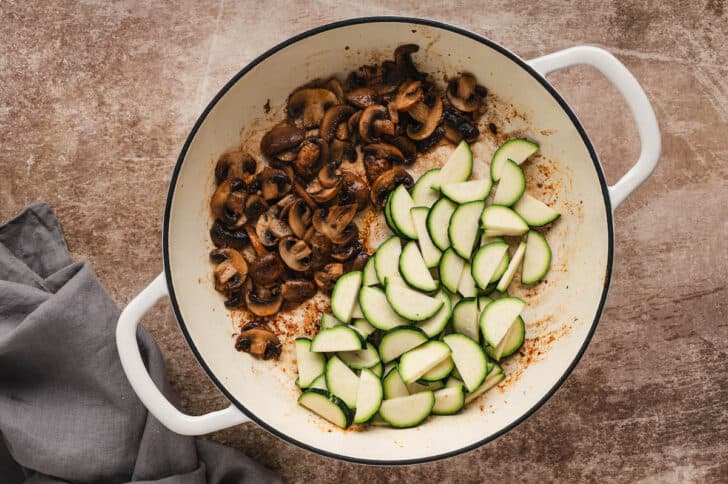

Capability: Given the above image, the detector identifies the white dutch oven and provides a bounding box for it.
[116,18,660,464]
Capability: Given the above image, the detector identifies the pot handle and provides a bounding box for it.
[116,273,251,435]
[527,46,660,209]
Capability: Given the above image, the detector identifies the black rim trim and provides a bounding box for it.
[162,16,614,465]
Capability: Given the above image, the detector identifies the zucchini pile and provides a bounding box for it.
[297,139,559,429]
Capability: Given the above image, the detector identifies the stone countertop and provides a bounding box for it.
[1,1,726,482]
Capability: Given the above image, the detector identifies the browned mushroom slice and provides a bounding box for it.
[308,231,332,270]
[346,251,370,272]
[391,80,424,112]
[210,179,247,228]
[295,137,329,178]
[210,220,250,249]
[314,262,344,294]
[223,290,246,309]
[258,167,292,201]
[244,194,268,221]
[319,105,356,142]
[279,237,312,272]
[215,151,259,185]
[312,204,357,240]
[406,96,443,141]
[210,248,248,293]
[329,222,358,246]
[415,124,446,153]
[345,87,379,109]
[394,44,425,80]
[363,156,393,185]
[359,105,395,143]
[347,110,362,139]
[324,77,345,103]
[281,279,317,303]
[443,106,480,144]
[287,88,338,128]
[235,325,282,359]
[249,252,284,287]
[256,211,292,247]
[329,139,356,165]
[389,136,417,164]
[245,226,268,257]
[260,124,306,159]
[370,167,414,208]
[306,178,341,205]
[338,171,369,211]
[317,163,341,188]
[446,73,484,113]
[331,238,362,261]
[362,143,405,185]
[287,198,313,238]
[244,284,283,317]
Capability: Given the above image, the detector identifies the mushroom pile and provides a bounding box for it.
[209,44,488,359]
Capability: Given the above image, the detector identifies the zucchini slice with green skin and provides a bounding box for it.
[477,296,493,312]
[420,356,454,382]
[351,318,376,339]
[522,230,552,285]
[441,179,492,204]
[295,338,326,388]
[486,316,525,361]
[325,355,360,409]
[439,248,465,293]
[513,193,560,226]
[385,283,444,321]
[457,261,477,298]
[427,198,457,251]
[495,241,526,292]
[432,385,466,415]
[330,271,362,323]
[298,389,353,429]
[354,368,384,424]
[358,286,408,330]
[471,241,509,289]
[406,379,444,394]
[385,193,404,238]
[399,241,438,291]
[492,159,526,206]
[350,300,364,319]
[363,255,379,286]
[490,249,510,284]
[452,298,480,342]
[379,326,429,363]
[443,333,488,392]
[389,184,418,239]
[448,201,485,259]
[379,391,435,428]
[398,341,451,383]
[320,313,342,329]
[371,361,383,378]
[464,364,504,404]
[416,291,452,337]
[309,374,327,390]
[479,297,525,348]
[311,325,364,352]
[411,207,442,268]
[480,205,529,236]
[411,168,441,208]
[432,140,473,189]
[382,367,409,399]
[338,342,381,370]
[490,138,539,181]
[374,236,402,286]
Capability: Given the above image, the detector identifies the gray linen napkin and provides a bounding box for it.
[0,203,280,484]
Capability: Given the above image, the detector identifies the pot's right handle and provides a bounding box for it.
[527,46,661,209]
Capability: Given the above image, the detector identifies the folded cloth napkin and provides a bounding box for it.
[0,203,280,484]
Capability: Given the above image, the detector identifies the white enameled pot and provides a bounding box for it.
[116,18,660,464]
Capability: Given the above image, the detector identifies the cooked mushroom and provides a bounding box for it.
[370,167,414,208]
[308,232,332,270]
[362,143,405,184]
[295,138,328,178]
[281,279,317,303]
[329,222,358,246]
[258,167,292,201]
[210,220,250,249]
[256,210,292,247]
[389,136,417,164]
[446,73,485,113]
[394,44,425,80]
[287,88,338,128]
[346,251,370,272]
[320,105,356,142]
[415,124,446,153]
[249,253,284,287]
[345,87,379,109]
[318,164,341,188]
[210,179,247,227]
[235,324,281,359]
[314,262,344,294]
[359,104,395,143]
[363,156,393,185]
[406,95,443,141]
[215,151,259,185]
[287,198,312,238]
[278,237,312,272]
[324,77,345,103]
[260,125,305,159]
[244,194,268,221]
[223,290,246,309]
[331,238,361,261]
[312,204,357,240]
[391,80,424,112]
[244,284,283,317]
[245,225,269,257]
[210,248,248,293]
[329,139,356,165]
[443,106,480,144]
[347,110,362,139]
[306,178,341,204]
[339,171,369,211]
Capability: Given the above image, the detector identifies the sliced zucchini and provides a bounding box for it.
[324,355,360,409]
[441,179,492,204]
[311,325,364,352]
[330,271,362,323]
[490,249,510,284]
[416,291,452,337]
[354,368,384,424]
[452,298,480,342]
[351,300,364,319]
[432,385,466,415]
[398,341,451,383]
[522,230,552,285]
[513,193,560,226]
[351,318,376,339]
[309,374,327,390]
[389,184,418,239]
[411,168,441,208]
[432,140,473,189]
[486,316,525,361]
[358,286,408,330]
[379,391,435,428]
[443,333,488,392]
[490,138,538,181]
[411,207,442,268]
[338,342,381,370]
[439,248,465,293]
[320,313,342,329]
[298,389,353,429]
[457,262,477,298]
[480,206,529,236]
[464,364,504,404]
[385,192,405,238]
[295,338,326,388]
[496,241,526,292]
[374,236,402,286]
[492,159,526,206]
[363,255,379,286]
[382,367,410,399]
[420,356,454,382]
[479,297,525,348]
[427,198,457,251]
[406,379,444,394]
[371,361,384,378]
[477,296,493,312]
[399,241,438,291]
[385,283,444,321]
[471,241,509,289]
[379,326,429,363]
[449,201,485,259]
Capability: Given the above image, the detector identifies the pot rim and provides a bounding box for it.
[162,16,615,465]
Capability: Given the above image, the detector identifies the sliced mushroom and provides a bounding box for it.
[363,156,393,185]
[276,193,297,220]
[362,143,405,184]
[258,167,292,201]
[443,106,480,144]
[446,73,484,113]
[359,105,395,143]
[287,198,312,238]
[312,204,357,240]
[215,151,259,185]
[370,167,414,208]
[256,210,293,247]
[306,178,341,204]
[391,80,424,112]
[223,290,246,309]
[345,87,379,109]
[314,262,344,294]
[260,125,306,159]
[415,124,446,153]
[329,222,358,246]
[278,237,312,272]
[244,194,268,221]
[281,279,317,303]
[346,251,370,272]
[235,325,282,359]
[389,136,417,164]
[347,110,362,139]
[331,239,362,262]
[210,220,250,249]
[244,284,283,317]
[210,248,248,293]
[245,225,269,257]
[338,171,369,211]
[249,253,284,287]
[210,179,247,227]
[320,105,356,142]
[329,139,356,165]
[406,95,443,141]
[318,163,341,188]
[324,77,345,103]
[394,44,425,80]
[287,88,338,128]
[309,232,332,270]
[295,138,328,178]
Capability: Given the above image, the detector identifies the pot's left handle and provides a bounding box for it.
[116,273,250,435]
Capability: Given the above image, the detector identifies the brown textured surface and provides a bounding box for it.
[1,1,727,482]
